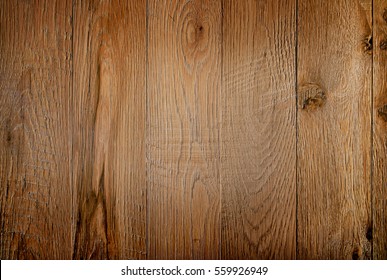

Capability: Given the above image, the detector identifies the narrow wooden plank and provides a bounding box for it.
[0,0,72,259]
[297,0,372,259]
[221,0,296,259]
[147,0,221,259]
[373,0,387,260]
[72,0,146,259]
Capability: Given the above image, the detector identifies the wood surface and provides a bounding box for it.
[297,0,372,259]
[0,0,72,259]
[1,0,387,260]
[72,0,146,259]
[147,0,221,259]
[373,0,387,260]
[221,0,296,259]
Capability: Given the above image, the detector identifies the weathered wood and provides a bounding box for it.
[147,0,221,259]
[72,0,147,259]
[2,0,386,261]
[373,0,387,260]
[221,0,297,259]
[0,0,72,259]
[297,0,372,259]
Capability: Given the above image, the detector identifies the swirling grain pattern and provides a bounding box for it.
[0,0,72,259]
[0,0,385,260]
[221,0,296,259]
[297,0,372,259]
[72,0,147,259]
[147,0,221,259]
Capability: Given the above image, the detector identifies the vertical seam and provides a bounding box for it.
[295,0,299,260]
[71,0,75,260]
[371,0,374,260]
[145,0,150,260]
[219,0,224,261]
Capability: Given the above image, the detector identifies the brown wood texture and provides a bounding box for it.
[147,0,221,259]
[373,0,387,260]
[1,0,387,260]
[297,0,372,259]
[72,0,146,259]
[221,0,296,259]
[0,0,72,259]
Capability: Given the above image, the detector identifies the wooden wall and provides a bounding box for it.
[0,0,385,259]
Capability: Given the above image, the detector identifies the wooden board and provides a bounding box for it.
[0,0,72,259]
[373,0,387,260]
[147,0,221,259]
[72,0,146,259]
[221,0,297,259]
[2,0,387,260]
[297,0,372,259]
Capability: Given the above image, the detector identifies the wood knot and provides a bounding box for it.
[298,83,326,110]
[366,226,372,241]
[377,104,387,122]
[352,248,360,260]
[182,17,209,65]
[186,22,206,45]
[381,40,387,50]
[5,120,12,144]
[193,238,201,244]
[363,35,373,54]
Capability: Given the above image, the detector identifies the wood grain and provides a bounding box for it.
[221,0,297,259]
[373,0,387,260]
[2,0,387,260]
[0,0,72,259]
[147,0,221,259]
[72,0,146,259]
[297,0,372,259]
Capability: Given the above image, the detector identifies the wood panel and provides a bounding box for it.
[0,0,72,259]
[221,0,296,259]
[147,0,221,259]
[373,0,387,260]
[72,0,146,259]
[297,0,372,259]
[2,0,387,261]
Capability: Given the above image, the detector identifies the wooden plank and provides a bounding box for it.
[297,0,372,259]
[0,0,72,259]
[72,0,146,259]
[221,0,296,259]
[147,0,221,259]
[373,0,387,260]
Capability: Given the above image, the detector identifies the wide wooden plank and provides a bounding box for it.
[0,0,72,259]
[373,0,387,260]
[297,0,372,259]
[221,0,296,259]
[72,0,146,259]
[147,0,221,259]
